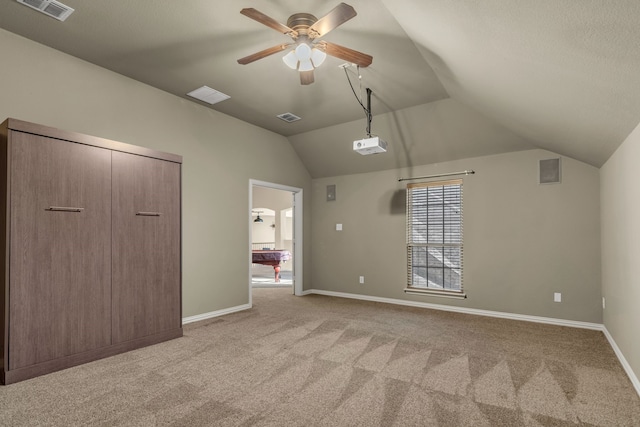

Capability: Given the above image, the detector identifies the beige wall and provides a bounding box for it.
[0,29,312,317]
[0,26,616,328]
[288,98,536,179]
[311,149,602,322]
[601,122,640,383]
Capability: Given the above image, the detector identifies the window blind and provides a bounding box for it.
[406,179,463,293]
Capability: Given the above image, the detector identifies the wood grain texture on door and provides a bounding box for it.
[9,132,112,370]
[111,151,181,343]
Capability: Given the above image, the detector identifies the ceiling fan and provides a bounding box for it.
[237,3,373,85]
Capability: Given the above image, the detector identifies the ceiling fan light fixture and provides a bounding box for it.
[238,4,372,84]
[283,43,323,72]
[282,50,298,69]
[295,43,312,60]
[311,48,326,67]
[298,59,314,72]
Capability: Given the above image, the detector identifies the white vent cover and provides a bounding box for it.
[17,0,74,21]
[539,158,561,184]
[186,86,230,105]
[277,113,301,123]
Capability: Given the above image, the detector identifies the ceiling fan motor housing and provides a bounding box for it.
[287,13,318,36]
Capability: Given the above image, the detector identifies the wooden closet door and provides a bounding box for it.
[111,151,181,343]
[9,132,112,370]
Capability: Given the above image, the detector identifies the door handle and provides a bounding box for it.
[46,206,84,212]
[136,212,162,217]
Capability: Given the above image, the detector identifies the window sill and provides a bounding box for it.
[404,288,467,299]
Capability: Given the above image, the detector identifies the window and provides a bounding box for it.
[406,179,464,296]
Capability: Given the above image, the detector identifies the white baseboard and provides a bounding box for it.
[182,303,251,325]
[602,327,640,397]
[305,289,603,330]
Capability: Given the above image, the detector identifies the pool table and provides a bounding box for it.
[252,249,291,282]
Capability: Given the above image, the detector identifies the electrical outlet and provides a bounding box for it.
[359,276,365,284]
[336,223,342,231]
[554,292,562,303]
[602,297,606,309]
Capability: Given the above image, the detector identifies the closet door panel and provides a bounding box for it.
[9,132,112,369]
[112,151,181,343]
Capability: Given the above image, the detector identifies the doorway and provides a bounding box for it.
[249,180,303,305]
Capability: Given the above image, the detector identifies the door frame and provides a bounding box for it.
[249,179,303,304]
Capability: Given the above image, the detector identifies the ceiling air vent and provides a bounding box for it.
[186,86,230,105]
[17,0,75,21]
[277,113,301,123]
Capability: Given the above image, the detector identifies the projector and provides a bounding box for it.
[353,136,387,155]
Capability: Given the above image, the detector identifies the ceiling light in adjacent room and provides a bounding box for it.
[252,211,264,223]
[186,86,230,105]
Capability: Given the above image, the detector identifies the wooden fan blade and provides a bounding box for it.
[237,44,292,65]
[300,70,315,85]
[308,3,357,39]
[240,8,298,37]
[321,41,372,67]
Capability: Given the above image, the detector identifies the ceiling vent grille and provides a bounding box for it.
[277,113,302,123]
[186,86,230,105]
[17,0,74,21]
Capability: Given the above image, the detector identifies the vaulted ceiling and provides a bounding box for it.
[2,0,639,177]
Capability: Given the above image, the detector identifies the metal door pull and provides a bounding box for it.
[46,206,84,212]
[136,212,162,216]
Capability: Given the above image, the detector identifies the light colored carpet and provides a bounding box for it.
[1,288,639,426]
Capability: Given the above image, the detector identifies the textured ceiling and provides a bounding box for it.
[380,0,640,169]
[1,0,639,177]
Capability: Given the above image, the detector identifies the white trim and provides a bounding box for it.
[306,289,603,330]
[603,326,640,397]
[249,179,303,300]
[290,188,303,296]
[248,183,254,308]
[182,303,251,325]
[250,179,302,194]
